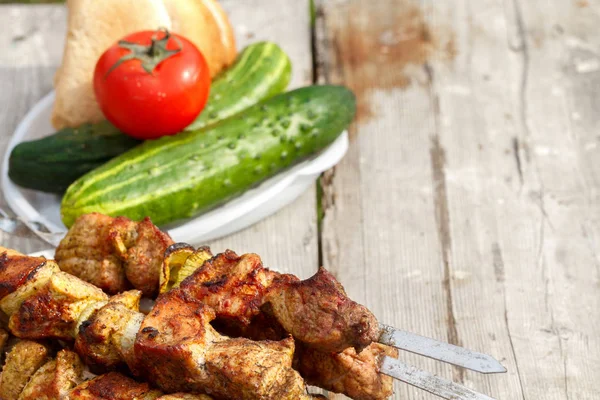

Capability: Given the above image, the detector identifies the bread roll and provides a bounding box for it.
[163,0,237,77]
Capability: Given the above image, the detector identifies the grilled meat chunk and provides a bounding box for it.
[180,250,273,325]
[56,214,173,296]
[118,217,174,297]
[19,349,84,400]
[266,267,379,353]
[134,289,222,393]
[297,343,397,400]
[55,214,129,294]
[9,271,108,340]
[65,372,162,400]
[205,336,307,400]
[0,340,49,400]
[0,250,48,300]
[135,289,310,399]
[178,250,379,353]
[75,290,143,369]
[0,260,60,318]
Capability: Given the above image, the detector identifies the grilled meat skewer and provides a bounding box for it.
[57,214,395,400]
[0,248,323,400]
[169,248,396,400]
[56,215,381,354]
[174,249,380,353]
[7,209,506,400]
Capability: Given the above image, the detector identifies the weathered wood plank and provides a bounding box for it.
[316,1,457,398]
[498,0,600,398]
[0,4,65,254]
[424,0,537,398]
[0,2,318,279]
[317,0,599,399]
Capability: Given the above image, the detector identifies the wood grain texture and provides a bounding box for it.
[0,4,65,254]
[315,2,455,399]
[316,0,599,399]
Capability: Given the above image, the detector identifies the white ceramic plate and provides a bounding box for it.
[2,91,348,245]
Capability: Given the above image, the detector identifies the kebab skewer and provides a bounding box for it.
[156,245,505,400]
[1,246,389,400]
[55,215,505,372]
[5,213,506,400]
[0,248,321,400]
[158,246,397,400]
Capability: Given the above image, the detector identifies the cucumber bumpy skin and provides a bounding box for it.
[186,41,292,130]
[8,42,291,194]
[61,85,356,227]
[8,121,139,194]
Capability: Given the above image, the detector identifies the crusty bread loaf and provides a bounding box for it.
[163,0,237,78]
[52,0,237,130]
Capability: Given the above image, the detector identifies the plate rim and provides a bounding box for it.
[2,91,62,232]
[2,91,349,242]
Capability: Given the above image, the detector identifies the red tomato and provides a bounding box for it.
[93,29,211,139]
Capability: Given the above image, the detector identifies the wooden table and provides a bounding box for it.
[1,1,598,399]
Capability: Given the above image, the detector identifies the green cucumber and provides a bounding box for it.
[9,42,292,194]
[186,41,292,131]
[9,121,139,193]
[61,85,356,227]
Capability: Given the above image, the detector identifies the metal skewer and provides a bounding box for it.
[380,356,497,400]
[379,324,506,374]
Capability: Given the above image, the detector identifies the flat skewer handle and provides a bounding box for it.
[378,324,507,374]
[380,356,498,400]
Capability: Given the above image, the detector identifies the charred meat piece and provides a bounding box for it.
[118,217,174,297]
[55,213,173,296]
[55,214,129,294]
[135,289,310,399]
[297,342,397,400]
[205,336,306,400]
[0,340,49,400]
[9,271,108,341]
[65,371,162,400]
[134,289,222,393]
[0,251,47,300]
[0,258,60,319]
[75,290,143,369]
[265,267,379,353]
[178,250,379,353]
[180,250,273,326]
[19,349,84,400]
